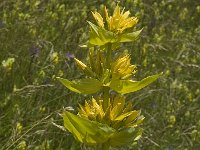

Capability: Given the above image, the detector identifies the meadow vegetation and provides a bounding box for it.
[0,0,200,149]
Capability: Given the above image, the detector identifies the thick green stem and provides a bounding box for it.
[102,43,112,111]
[102,86,110,111]
[106,43,112,70]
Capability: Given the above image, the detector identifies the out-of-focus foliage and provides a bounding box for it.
[0,0,199,149]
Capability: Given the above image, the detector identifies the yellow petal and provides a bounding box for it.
[121,10,130,20]
[104,6,110,24]
[92,11,104,28]
[113,4,121,18]
[84,101,91,114]
[78,104,88,119]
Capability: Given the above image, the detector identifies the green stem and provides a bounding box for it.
[102,143,110,150]
[102,86,110,111]
[106,43,112,70]
[102,43,112,111]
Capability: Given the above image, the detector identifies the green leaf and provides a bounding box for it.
[57,77,81,93]
[88,21,116,46]
[125,110,140,125]
[109,73,161,94]
[57,77,102,94]
[114,111,133,121]
[110,127,143,146]
[63,111,115,144]
[119,29,143,43]
[128,115,145,128]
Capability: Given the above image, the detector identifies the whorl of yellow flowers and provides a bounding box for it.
[92,4,138,33]
[78,95,144,130]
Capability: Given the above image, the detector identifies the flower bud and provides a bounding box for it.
[74,58,95,77]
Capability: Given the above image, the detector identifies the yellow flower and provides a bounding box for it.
[168,115,176,125]
[92,4,138,34]
[92,11,104,28]
[50,52,59,64]
[16,122,23,133]
[187,93,193,102]
[78,98,105,122]
[18,141,26,150]
[2,57,15,71]
[39,106,46,113]
[111,54,137,79]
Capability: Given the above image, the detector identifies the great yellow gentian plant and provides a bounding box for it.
[57,4,161,150]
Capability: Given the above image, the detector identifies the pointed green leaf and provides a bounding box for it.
[109,73,161,94]
[88,21,116,46]
[63,111,115,144]
[119,29,143,43]
[57,77,102,94]
[88,21,99,36]
[114,111,133,121]
[57,77,81,93]
[128,115,145,128]
[125,110,140,125]
[72,78,102,94]
[110,127,143,146]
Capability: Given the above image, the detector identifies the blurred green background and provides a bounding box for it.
[0,0,200,149]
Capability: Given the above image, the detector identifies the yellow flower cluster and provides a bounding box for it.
[2,57,15,71]
[78,95,144,130]
[92,4,138,34]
